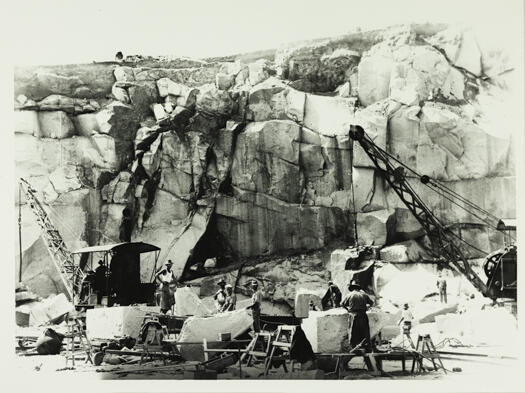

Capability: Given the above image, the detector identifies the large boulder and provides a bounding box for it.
[86,306,161,340]
[38,111,76,139]
[175,287,214,316]
[366,310,401,339]
[177,309,253,361]
[379,239,431,263]
[356,209,395,246]
[301,308,352,353]
[196,84,233,116]
[14,63,115,100]
[14,110,40,135]
[294,288,323,318]
[303,94,356,136]
[246,78,306,122]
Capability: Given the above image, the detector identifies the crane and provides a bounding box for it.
[19,178,85,300]
[349,125,516,300]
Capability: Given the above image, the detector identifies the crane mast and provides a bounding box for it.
[349,125,489,296]
[19,178,85,300]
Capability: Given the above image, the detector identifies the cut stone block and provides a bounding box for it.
[73,113,100,136]
[15,110,40,135]
[379,240,430,263]
[177,309,253,361]
[175,287,214,317]
[27,293,74,325]
[301,308,352,353]
[86,305,160,340]
[38,111,75,139]
[356,209,395,246]
[294,289,323,318]
[366,310,400,338]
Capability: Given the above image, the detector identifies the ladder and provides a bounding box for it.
[411,334,447,374]
[65,317,93,366]
[241,331,272,366]
[264,325,297,376]
[19,178,84,300]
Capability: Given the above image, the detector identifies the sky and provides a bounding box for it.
[5,0,524,65]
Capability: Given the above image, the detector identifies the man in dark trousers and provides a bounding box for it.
[246,280,263,332]
[321,280,342,310]
[341,279,374,351]
[437,272,447,303]
[94,260,107,305]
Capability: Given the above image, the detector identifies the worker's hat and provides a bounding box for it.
[225,284,233,289]
[166,260,173,266]
[328,280,334,285]
[250,280,259,288]
[348,279,362,291]
[217,278,226,286]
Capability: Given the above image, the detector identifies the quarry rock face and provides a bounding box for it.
[14,24,516,304]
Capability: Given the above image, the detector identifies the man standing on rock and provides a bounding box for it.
[214,278,227,312]
[155,260,176,314]
[341,279,374,351]
[247,280,263,332]
[437,272,448,304]
[322,280,342,310]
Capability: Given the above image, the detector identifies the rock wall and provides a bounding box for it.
[14,24,516,298]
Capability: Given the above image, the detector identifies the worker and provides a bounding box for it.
[398,303,414,334]
[220,284,236,312]
[94,260,107,305]
[321,280,342,310]
[246,280,263,332]
[115,51,124,62]
[341,279,374,351]
[213,278,227,312]
[155,260,176,314]
[437,272,448,304]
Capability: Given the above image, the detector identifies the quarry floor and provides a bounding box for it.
[13,345,520,381]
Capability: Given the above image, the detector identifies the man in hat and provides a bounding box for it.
[214,278,227,312]
[155,260,176,314]
[398,303,415,335]
[321,280,342,310]
[246,280,263,332]
[341,279,374,351]
[220,284,236,312]
[436,271,447,304]
[94,260,107,305]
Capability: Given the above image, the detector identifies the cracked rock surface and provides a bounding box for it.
[14,24,515,299]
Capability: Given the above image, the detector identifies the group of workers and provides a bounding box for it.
[152,259,450,353]
[154,260,263,332]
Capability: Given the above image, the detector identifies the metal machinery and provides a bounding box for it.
[71,242,161,307]
[19,177,162,307]
[349,125,516,300]
[19,178,83,300]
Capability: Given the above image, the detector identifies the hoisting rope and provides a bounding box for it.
[366,142,515,252]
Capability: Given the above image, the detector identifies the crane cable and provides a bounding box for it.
[365,140,509,254]
[371,142,507,231]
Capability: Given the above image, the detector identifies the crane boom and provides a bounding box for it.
[349,125,489,296]
[19,178,85,300]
